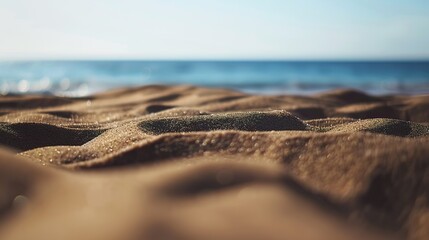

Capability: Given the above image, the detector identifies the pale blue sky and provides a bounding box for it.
[1,0,429,60]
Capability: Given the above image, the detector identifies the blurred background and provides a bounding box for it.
[0,0,428,96]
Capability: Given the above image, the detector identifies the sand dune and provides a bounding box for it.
[0,85,428,240]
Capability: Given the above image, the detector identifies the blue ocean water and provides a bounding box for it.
[0,61,428,96]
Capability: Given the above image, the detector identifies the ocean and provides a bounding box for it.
[0,60,428,96]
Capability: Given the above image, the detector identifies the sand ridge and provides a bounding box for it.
[0,85,428,240]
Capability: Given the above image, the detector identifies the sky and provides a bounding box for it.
[1,0,429,60]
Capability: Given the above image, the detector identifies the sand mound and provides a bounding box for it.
[0,85,428,240]
[139,110,309,134]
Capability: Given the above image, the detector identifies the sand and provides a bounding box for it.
[0,85,428,240]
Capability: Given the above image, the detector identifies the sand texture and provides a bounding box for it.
[0,85,428,240]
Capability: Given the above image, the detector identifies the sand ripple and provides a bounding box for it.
[0,86,428,240]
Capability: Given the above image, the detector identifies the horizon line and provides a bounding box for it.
[1,58,429,62]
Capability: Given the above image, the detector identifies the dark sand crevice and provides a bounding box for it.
[145,104,176,113]
[146,93,183,103]
[0,123,105,151]
[42,110,84,119]
[328,118,429,137]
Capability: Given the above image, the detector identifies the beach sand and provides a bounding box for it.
[0,85,428,240]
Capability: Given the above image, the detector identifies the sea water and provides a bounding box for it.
[0,60,428,96]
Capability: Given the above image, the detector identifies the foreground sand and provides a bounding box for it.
[0,85,428,240]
